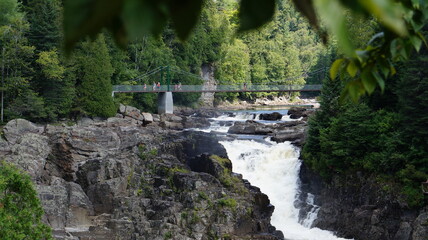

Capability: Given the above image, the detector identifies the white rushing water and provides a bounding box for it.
[192,110,350,240]
[220,139,349,240]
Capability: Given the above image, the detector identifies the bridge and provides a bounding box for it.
[112,66,324,114]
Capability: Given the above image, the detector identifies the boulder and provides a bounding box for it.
[182,117,210,129]
[271,132,305,145]
[161,121,184,130]
[106,117,138,127]
[78,117,95,126]
[288,107,307,119]
[3,119,44,144]
[259,112,283,121]
[228,121,274,135]
[193,109,220,118]
[119,104,126,114]
[6,133,50,179]
[152,114,160,122]
[141,112,153,123]
[123,105,144,121]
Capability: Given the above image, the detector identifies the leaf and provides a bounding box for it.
[330,58,345,80]
[122,0,168,39]
[390,39,399,59]
[372,71,385,93]
[169,0,204,40]
[238,0,275,32]
[64,0,124,51]
[315,0,354,56]
[346,60,359,77]
[409,35,422,52]
[107,17,127,48]
[361,69,377,94]
[358,0,408,37]
[390,65,397,75]
[291,0,318,28]
[356,50,369,63]
[343,79,365,103]
[378,59,390,78]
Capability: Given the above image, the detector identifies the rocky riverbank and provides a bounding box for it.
[298,164,428,240]
[0,106,285,240]
[213,97,320,110]
[2,105,425,240]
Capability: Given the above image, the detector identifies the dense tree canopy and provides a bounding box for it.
[0,0,329,121]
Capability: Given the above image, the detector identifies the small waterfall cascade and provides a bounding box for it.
[194,110,352,240]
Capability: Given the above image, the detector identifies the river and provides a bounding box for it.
[193,109,350,240]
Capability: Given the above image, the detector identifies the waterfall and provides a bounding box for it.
[220,139,349,240]
[189,110,352,240]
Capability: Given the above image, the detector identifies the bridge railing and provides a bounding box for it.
[112,84,322,93]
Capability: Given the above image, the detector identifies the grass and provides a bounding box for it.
[217,198,237,208]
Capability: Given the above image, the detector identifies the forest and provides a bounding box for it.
[0,0,427,239]
[0,0,327,122]
[303,27,428,207]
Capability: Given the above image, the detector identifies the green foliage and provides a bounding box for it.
[24,0,62,51]
[163,231,173,240]
[60,0,428,105]
[217,198,237,208]
[36,50,75,120]
[238,0,275,32]
[303,39,428,207]
[0,161,53,240]
[76,35,117,117]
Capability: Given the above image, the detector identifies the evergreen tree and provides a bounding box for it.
[23,0,62,51]
[76,34,116,117]
[36,49,75,119]
[0,0,46,122]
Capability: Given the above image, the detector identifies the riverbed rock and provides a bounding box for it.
[123,105,144,121]
[271,132,305,145]
[182,116,211,129]
[141,112,153,123]
[259,112,283,121]
[227,120,306,144]
[288,107,307,119]
[1,117,282,240]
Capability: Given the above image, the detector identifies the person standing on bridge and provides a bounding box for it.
[152,82,156,91]
[178,82,182,90]
[143,83,147,91]
[243,82,247,90]
[157,82,161,90]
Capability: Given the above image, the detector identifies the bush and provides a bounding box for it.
[0,161,53,240]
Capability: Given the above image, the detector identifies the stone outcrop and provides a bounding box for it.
[1,114,282,240]
[227,120,306,145]
[199,64,216,108]
[298,163,428,240]
[287,107,314,120]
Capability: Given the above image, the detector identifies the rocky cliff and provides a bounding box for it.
[298,159,428,240]
[0,109,282,240]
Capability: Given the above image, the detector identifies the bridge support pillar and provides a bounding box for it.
[158,92,173,114]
